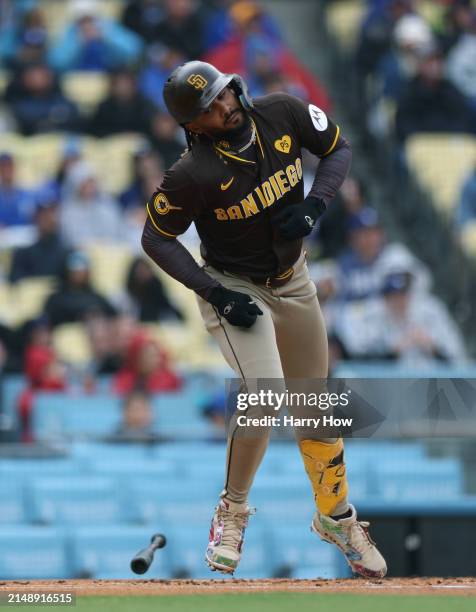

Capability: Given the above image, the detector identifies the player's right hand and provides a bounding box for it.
[208,287,263,328]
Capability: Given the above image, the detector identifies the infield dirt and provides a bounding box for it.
[1,578,476,597]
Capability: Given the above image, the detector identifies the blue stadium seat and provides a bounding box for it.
[71,525,172,579]
[376,459,463,501]
[152,393,212,439]
[250,478,315,521]
[71,441,155,462]
[0,527,70,579]
[1,374,24,432]
[232,520,272,578]
[0,482,27,524]
[164,520,271,579]
[28,477,125,525]
[32,393,121,440]
[344,441,426,467]
[164,523,211,578]
[266,520,347,578]
[92,458,176,481]
[0,458,87,485]
[127,478,221,525]
[153,442,226,464]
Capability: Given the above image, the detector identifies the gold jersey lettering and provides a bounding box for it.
[241,193,259,218]
[261,181,275,207]
[286,163,298,187]
[215,208,229,221]
[295,157,303,180]
[227,205,244,220]
[275,170,290,195]
[269,175,283,200]
[254,185,267,209]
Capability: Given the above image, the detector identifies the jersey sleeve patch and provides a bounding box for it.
[153,192,183,215]
[308,104,328,132]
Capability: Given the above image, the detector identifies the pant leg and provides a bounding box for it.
[196,267,284,503]
[272,255,349,516]
[273,254,328,380]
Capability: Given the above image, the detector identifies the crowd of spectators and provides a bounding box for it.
[0,0,470,442]
[331,0,476,271]
[309,176,467,369]
[351,0,476,141]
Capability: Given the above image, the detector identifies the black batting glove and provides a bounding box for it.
[273,197,326,241]
[208,287,263,329]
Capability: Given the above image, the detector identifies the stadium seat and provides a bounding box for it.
[163,523,211,578]
[86,242,133,297]
[0,527,70,579]
[405,134,476,214]
[325,0,365,50]
[70,525,172,579]
[62,72,109,113]
[251,479,315,521]
[460,221,476,257]
[10,277,56,325]
[83,134,146,195]
[127,478,221,525]
[28,476,125,526]
[92,458,176,483]
[0,482,27,524]
[0,458,85,484]
[32,393,121,441]
[52,324,92,365]
[0,283,13,325]
[0,134,63,188]
[1,374,25,433]
[153,442,226,464]
[232,520,272,578]
[267,520,347,579]
[71,441,156,462]
[152,390,212,438]
[376,459,463,501]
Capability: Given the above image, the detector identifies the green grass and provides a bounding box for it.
[22,593,472,612]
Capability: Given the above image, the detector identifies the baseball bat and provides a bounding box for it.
[130,533,167,575]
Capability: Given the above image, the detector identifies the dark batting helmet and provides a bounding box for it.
[163,60,253,125]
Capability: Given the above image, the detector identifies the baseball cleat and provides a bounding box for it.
[311,504,387,578]
[205,498,255,574]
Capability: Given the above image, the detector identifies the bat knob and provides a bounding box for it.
[151,533,167,548]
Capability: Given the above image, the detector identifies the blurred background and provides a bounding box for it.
[1,0,476,581]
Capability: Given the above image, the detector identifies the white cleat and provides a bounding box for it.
[205,498,255,575]
[311,504,387,578]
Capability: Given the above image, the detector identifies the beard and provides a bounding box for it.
[210,111,250,142]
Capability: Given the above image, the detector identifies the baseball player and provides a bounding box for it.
[142,61,387,579]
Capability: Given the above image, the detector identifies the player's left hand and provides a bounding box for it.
[273,197,326,241]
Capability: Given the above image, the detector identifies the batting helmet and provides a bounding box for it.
[163,61,253,125]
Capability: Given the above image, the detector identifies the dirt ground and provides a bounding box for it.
[1,578,476,597]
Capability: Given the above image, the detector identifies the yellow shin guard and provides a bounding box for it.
[299,438,348,516]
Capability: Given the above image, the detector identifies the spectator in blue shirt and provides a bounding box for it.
[139,43,185,111]
[0,6,49,69]
[9,186,70,283]
[0,153,34,227]
[49,3,143,72]
[335,207,430,302]
[4,62,81,136]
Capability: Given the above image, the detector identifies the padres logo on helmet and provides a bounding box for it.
[187,74,208,90]
[153,192,182,215]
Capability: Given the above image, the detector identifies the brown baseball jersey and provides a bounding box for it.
[146,92,340,278]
